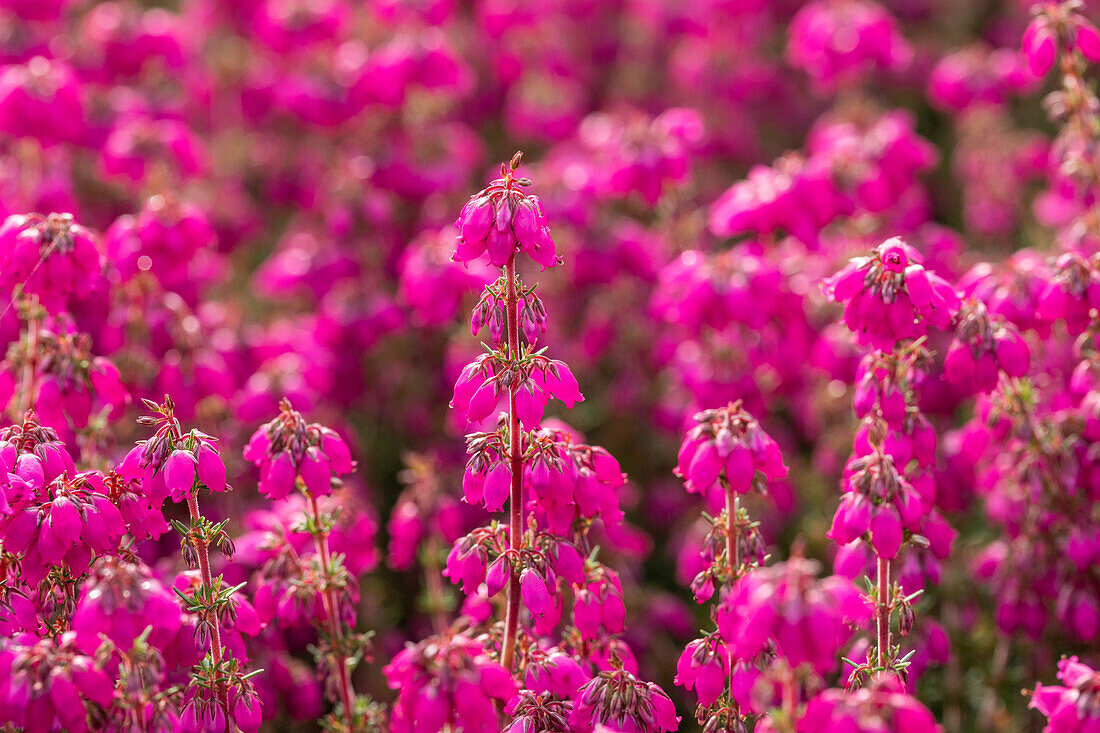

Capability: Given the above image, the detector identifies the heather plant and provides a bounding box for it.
[242,398,385,731]
[389,153,679,732]
[121,395,261,732]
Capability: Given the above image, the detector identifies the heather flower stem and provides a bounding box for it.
[423,535,450,633]
[1057,40,1100,237]
[18,297,38,416]
[875,555,891,668]
[501,255,524,672]
[726,489,740,577]
[184,493,232,729]
[304,490,357,725]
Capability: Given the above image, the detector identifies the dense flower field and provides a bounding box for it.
[1,0,1100,731]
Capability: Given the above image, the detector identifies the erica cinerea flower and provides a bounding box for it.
[716,558,869,675]
[787,0,913,91]
[453,151,559,268]
[245,400,354,500]
[384,633,516,733]
[673,402,834,732]
[0,632,114,733]
[1,0,1099,728]
[391,152,678,732]
[1022,0,1100,77]
[1,468,125,584]
[823,237,960,351]
[0,212,103,313]
[676,401,788,506]
[447,152,584,673]
[126,396,260,732]
[569,662,679,732]
[0,57,85,147]
[243,398,382,730]
[944,299,1030,393]
[1030,657,1100,731]
[779,674,941,733]
[824,234,960,716]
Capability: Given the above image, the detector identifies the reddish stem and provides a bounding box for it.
[306,492,357,723]
[1056,37,1100,237]
[876,555,891,668]
[501,256,524,671]
[19,303,38,417]
[185,493,231,725]
[424,535,450,634]
[725,488,739,578]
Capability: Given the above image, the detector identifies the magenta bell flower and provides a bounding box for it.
[245,399,356,500]
[945,300,1030,393]
[451,353,583,428]
[675,637,731,708]
[0,57,85,148]
[1030,657,1100,732]
[1023,2,1100,78]
[384,633,517,733]
[787,0,913,91]
[824,237,960,351]
[677,401,788,499]
[123,429,227,504]
[0,470,125,585]
[453,155,558,269]
[716,557,870,675]
[525,646,592,699]
[0,212,103,314]
[569,665,680,732]
[0,632,115,733]
[794,674,941,732]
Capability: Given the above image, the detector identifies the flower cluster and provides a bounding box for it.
[824,237,960,351]
[384,634,516,733]
[717,558,869,675]
[244,400,355,500]
[676,401,788,506]
[787,0,912,91]
[785,674,941,733]
[1030,657,1100,732]
[453,153,558,269]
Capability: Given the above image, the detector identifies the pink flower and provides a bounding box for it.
[104,196,221,306]
[574,108,705,205]
[0,633,116,733]
[824,237,960,350]
[385,634,517,733]
[831,448,929,558]
[945,300,1030,393]
[1036,252,1100,335]
[1023,4,1100,79]
[675,637,731,708]
[0,213,103,313]
[525,647,591,699]
[676,402,787,500]
[520,567,551,616]
[570,666,679,732]
[0,470,125,584]
[453,156,558,269]
[0,58,85,147]
[1029,656,1100,733]
[163,449,197,498]
[716,558,869,675]
[246,400,357,500]
[797,674,941,732]
[929,46,1035,112]
[787,0,912,91]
